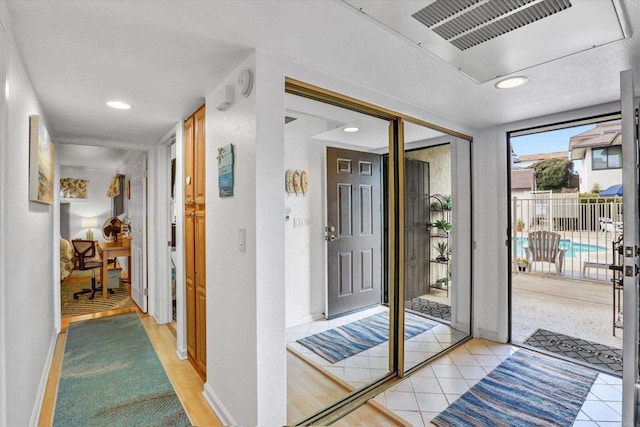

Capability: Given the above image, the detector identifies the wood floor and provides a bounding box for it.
[287,349,408,426]
[38,308,221,426]
[43,307,404,426]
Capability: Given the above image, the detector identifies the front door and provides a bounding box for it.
[326,147,382,318]
[620,69,639,425]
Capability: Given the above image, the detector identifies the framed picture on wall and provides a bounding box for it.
[29,115,55,205]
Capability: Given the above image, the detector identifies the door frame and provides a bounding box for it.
[619,69,638,425]
[150,125,178,325]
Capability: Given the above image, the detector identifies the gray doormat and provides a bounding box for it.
[523,329,622,374]
[405,298,451,322]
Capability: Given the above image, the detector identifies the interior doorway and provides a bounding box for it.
[508,115,624,375]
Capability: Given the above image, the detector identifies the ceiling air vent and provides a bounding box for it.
[412,0,572,50]
[343,0,626,83]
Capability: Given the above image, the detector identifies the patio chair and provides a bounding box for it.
[525,231,566,274]
[599,217,622,240]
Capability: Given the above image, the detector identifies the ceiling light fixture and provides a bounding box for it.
[106,101,132,110]
[494,76,528,89]
[343,127,360,133]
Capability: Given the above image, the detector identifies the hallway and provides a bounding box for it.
[38,312,220,426]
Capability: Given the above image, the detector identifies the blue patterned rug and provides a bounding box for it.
[54,313,191,426]
[432,349,598,427]
[296,311,436,363]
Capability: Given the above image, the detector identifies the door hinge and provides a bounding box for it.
[143,288,148,296]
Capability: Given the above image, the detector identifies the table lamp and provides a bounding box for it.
[81,217,98,240]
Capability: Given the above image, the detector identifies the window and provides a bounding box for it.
[592,146,621,170]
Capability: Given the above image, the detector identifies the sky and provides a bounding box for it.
[510,124,595,173]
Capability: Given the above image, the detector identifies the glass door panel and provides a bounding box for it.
[284,93,393,424]
[402,121,471,373]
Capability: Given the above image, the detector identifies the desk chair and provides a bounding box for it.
[72,239,114,300]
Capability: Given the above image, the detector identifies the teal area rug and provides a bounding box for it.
[54,313,191,426]
[432,349,598,427]
[297,311,436,363]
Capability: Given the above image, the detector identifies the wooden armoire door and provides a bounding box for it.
[185,210,197,360]
[195,210,207,374]
[184,104,206,379]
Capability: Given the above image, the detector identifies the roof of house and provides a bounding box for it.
[517,151,569,163]
[511,169,536,191]
[569,121,621,160]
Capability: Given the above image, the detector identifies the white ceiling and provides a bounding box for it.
[285,93,445,150]
[6,0,640,157]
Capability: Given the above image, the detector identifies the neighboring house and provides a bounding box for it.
[569,122,622,193]
[514,151,570,169]
[510,169,537,198]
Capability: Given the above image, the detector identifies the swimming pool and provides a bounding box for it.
[514,237,608,258]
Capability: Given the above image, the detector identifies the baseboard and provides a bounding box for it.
[474,327,507,343]
[202,382,237,426]
[29,330,58,427]
[176,347,187,360]
[286,312,324,329]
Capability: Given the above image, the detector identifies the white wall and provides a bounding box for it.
[0,7,57,425]
[406,143,451,197]
[203,51,286,426]
[60,166,117,241]
[284,136,325,328]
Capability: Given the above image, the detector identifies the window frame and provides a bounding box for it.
[592,145,622,170]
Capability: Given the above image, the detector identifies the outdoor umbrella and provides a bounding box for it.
[600,184,623,197]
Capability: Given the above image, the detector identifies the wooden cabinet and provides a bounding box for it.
[184,104,206,379]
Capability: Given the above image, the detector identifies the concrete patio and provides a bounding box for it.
[511,272,622,349]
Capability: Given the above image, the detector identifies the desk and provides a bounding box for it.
[98,240,131,299]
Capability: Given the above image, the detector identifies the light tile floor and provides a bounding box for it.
[287,310,622,426]
[374,338,623,427]
[286,306,468,389]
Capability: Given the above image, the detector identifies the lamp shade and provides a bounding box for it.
[81,217,98,229]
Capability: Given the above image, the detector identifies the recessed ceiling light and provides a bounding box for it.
[343,127,359,133]
[494,76,528,89]
[106,101,132,110]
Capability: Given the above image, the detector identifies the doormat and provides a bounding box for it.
[54,313,190,426]
[524,329,623,374]
[297,311,436,363]
[432,349,598,427]
[405,298,451,322]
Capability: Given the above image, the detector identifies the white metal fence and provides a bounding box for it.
[512,193,622,281]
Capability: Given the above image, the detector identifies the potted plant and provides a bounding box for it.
[435,277,449,289]
[516,218,525,232]
[516,257,528,272]
[433,219,451,234]
[434,242,449,262]
[443,195,452,211]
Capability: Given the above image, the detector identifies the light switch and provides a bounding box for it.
[238,227,246,252]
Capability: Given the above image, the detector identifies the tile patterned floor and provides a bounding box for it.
[286,306,467,389]
[287,312,622,426]
[374,339,623,426]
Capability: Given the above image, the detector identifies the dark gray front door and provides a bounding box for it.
[405,159,430,300]
[326,147,382,318]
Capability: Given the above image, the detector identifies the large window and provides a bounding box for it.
[592,146,622,170]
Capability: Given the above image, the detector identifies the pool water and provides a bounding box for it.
[514,236,608,258]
